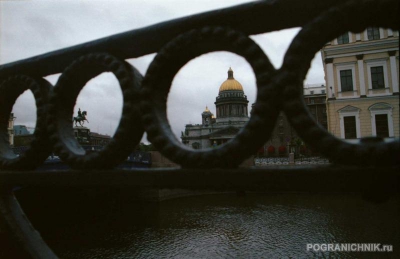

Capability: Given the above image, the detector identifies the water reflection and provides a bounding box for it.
[16,189,399,258]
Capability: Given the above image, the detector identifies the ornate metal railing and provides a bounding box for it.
[0,0,399,258]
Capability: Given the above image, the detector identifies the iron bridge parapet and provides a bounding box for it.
[0,0,399,258]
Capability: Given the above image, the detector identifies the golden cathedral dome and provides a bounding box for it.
[219,67,243,92]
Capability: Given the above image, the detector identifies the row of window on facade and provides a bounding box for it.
[343,114,389,139]
[219,92,245,98]
[306,97,326,104]
[308,90,325,95]
[324,27,399,101]
[340,66,385,92]
[340,103,394,139]
[337,27,387,44]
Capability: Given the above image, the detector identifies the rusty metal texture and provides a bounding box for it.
[47,53,144,169]
[0,0,399,258]
[141,26,279,168]
[0,0,397,170]
[0,76,52,170]
[280,0,399,166]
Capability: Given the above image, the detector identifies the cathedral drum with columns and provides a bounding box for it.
[181,68,249,149]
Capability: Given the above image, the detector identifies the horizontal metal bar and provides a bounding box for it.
[0,0,345,78]
[1,166,398,194]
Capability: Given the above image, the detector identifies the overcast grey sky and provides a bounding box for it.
[1,0,324,142]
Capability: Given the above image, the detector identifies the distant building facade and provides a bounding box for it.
[181,68,249,149]
[13,125,30,135]
[7,112,33,154]
[90,131,111,146]
[180,68,331,156]
[261,111,298,156]
[260,84,327,157]
[303,84,328,129]
[322,28,399,141]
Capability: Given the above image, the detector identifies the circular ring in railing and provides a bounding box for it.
[141,26,278,168]
[48,53,144,169]
[0,75,52,170]
[281,0,399,165]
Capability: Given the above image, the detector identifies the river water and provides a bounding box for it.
[18,191,399,258]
